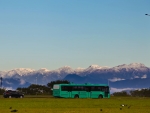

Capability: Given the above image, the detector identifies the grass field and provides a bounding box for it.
[0,95,150,113]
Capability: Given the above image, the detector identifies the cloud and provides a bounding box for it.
[134,76,139,78]
[6,81,13,85]
[20,79,25,85]
[110,87,138,94]
[5,87,14,90]
[109,78,125,82]
[141,74,147,79]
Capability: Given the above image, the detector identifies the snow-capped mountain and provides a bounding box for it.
[0,63,150,79]
[55,66,74,75]
[112,63,149,72]
[0,68,35,78]
[36,68,50,75]
[0,63,150,89]
[85,64,109,72]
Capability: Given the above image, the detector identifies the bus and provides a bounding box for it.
[52,83,110,99]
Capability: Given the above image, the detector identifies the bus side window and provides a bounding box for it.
[86,86,91,92]
[105,86,109,93]
[68,86,72,91]
[61,86,65,91]
[72,86,77,91]
[98,86,102,91]
[91,86,95,91]
[61,86,69,91]
[101,86,109,92]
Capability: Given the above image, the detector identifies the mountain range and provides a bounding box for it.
[0,63,150,92]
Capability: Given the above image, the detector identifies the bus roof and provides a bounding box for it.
[54,83,109,86]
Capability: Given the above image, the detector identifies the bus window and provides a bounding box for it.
[61,86,72,91]
[91,86,108,91]
[91,86,99,91]
[100,86,109,92]
[85,86,91,92]
[104,86,109,93]
[61,86,68,91]
[72,86,86,91]
[72,86,78,91]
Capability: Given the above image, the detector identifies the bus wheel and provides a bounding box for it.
[74,95,79,99]
[98,95,103,99]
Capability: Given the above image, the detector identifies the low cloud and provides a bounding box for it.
[110,87,138,94]
[141,74,147,79]
[5,87,14,90]
[6,81,13,85]
[134,76,139,78]
[20,79,25,85]
[109,78,125,82]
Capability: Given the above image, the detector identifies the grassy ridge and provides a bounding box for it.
[0,96,150,113]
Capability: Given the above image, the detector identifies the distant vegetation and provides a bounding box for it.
[112,91,130,97]
[0,80,70,95]
[16,80,70,95]
[112,88,150,97]
[0,88,5,95]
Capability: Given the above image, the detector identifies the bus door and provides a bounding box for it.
[104,86,109,98]
[105,91,108,97]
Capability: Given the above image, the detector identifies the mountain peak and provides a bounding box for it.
[88,65,109,70]
[7,68,35,76]
[129,63,145,67]
[37,68,50,74]
[112,63,148,72]
[56,66,74,74]
[89,65,100,68]
[58,66,72,70]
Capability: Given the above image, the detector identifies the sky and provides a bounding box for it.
[0,0,150,71]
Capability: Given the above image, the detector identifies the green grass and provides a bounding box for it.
[0,96,150,113]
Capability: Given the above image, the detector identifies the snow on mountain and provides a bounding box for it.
[128,63,146,67]
[1,63,150,89]
[0,63,149,81]
[55,66,74,74]
[37,68,50,74]
[1,68,35,78]
[112,63,148,72]
[88,64,106,69]
[84,64,109,73]
[74,67,85,73]
[0,71,7,77]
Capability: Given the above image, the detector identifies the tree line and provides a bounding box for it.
[17,80,70,95]
[0,80,70,95]
[112,88,150,97]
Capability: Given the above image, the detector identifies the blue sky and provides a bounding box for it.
[0,0,150,70]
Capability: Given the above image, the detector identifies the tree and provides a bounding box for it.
[16,80,70,95]
[112,91,130,97]
[17,84,51,95]
[47,80,70,89]
[0,88,5,95]
[130,88,150,97]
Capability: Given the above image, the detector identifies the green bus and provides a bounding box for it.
[52,83,110,99]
